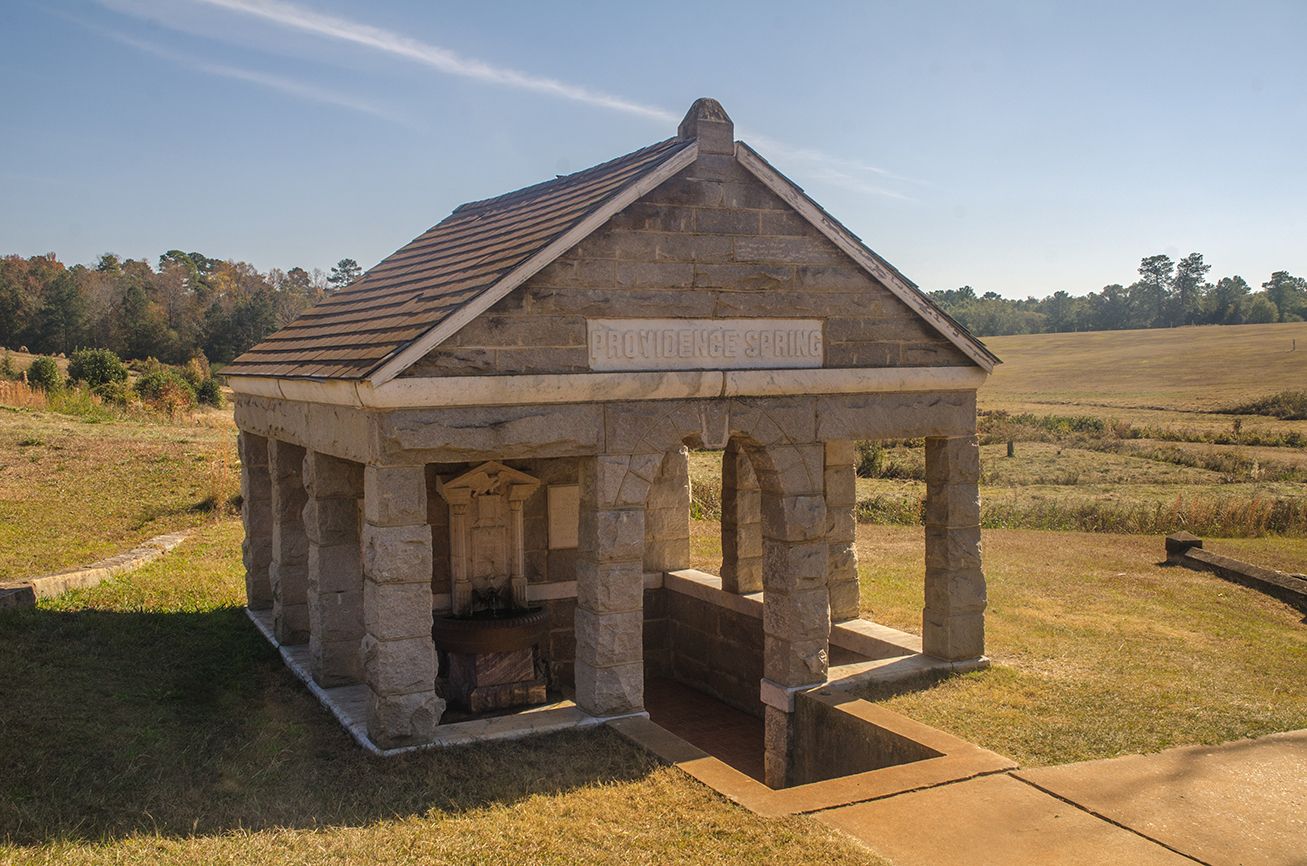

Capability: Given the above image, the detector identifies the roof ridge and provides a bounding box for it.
[448,136,686,217]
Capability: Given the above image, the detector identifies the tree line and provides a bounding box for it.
[0,251,363,364]
[930,254,1307,337]
[5,248,1303,360]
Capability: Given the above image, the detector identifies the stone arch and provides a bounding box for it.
[708,429,832,790]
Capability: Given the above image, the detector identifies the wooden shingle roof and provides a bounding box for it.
[225,136,696,380]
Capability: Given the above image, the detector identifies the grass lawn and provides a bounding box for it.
[0,519,880,865]
[688,521,1307,767]
[0,406,237,581]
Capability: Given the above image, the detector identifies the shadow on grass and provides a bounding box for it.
[0,605,657,845]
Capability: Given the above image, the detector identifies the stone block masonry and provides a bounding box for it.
[362,463,443,747]
[303,451,365,688]
[403,153,970,379]
[239,431,273,610]
[922,435,985,661]
[824,440,860,622]
[269,439,310,645]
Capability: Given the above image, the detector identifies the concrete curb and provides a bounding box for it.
[0,531,190,609]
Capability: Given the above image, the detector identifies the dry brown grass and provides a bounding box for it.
[0,380,47,410]
[982,321,1307,412]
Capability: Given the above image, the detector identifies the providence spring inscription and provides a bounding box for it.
[587,318,824,371]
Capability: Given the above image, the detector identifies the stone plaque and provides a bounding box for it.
[547,484,579,550]
[587,318,823,372]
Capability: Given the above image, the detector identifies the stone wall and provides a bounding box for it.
[789,690,944,786]
[665,587,764,717]
[402,153,971,378]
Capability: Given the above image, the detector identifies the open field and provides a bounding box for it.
[0,519,879,865]
[981,321,1307,412]
[3,350,70,377]
[0,406,237,581]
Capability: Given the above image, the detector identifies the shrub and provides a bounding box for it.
[48,384,118,422]
[1223,391,1307,421]
[26,356,63,392]
[134,367,197,416]
[855,441,886,477]
[0,350,14,380]
[181,353,212,389]
[92,379,132,406]
[68,348,128,388]
[196,378,224,408]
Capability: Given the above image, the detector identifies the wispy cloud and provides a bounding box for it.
[88,22,406,123]
[101,0,924,197]
[188,0,680,123]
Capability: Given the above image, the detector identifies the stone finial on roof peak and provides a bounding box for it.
[677,97,734,154]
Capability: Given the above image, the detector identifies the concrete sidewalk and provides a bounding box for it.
[816,730,1306,866]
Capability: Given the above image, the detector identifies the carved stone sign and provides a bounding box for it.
[587,318,823,372]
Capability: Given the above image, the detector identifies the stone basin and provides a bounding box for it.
[432,606,549,655]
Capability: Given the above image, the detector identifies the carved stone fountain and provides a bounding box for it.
[433,461,549,712]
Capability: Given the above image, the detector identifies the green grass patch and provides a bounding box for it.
[0,406,239,580]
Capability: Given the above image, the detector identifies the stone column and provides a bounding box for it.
[757,442,830,789]
[303,451,364,687]
[445,489,471,614]
[923,435,985,661]
[575,453,658,717]
[361,464,441,747]
[507,486,531,608]
[644,446,690,577]
[268,439,309,645]
[721,441,763,594]
[824,440,860,622]
[238,431,273,611]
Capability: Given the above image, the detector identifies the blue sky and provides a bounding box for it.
[2,0,1304,297]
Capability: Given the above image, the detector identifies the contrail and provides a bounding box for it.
[190,0,680,123]
[101,0,921,197]
[98,27,407,123]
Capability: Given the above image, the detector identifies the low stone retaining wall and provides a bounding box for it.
[0,531,190,609]
[1165,533,1307,611]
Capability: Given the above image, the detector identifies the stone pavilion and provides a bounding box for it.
[224,98,999,788]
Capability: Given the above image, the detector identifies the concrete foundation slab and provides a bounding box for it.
[817,774,1191,866]
[1015,731,1307,866]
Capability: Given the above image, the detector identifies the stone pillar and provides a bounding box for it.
[507,487,530,608]
[757,442,830,789]
[445,489,472,614]
[923,435,985,661]
[361,464,441,747]
[644,446,690,577]
[268,439,309,645]
[824,440,860,622]
[721,441,763,594]
[575,453,658,717]
[238,431,273,611]
[303,451,364,687]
